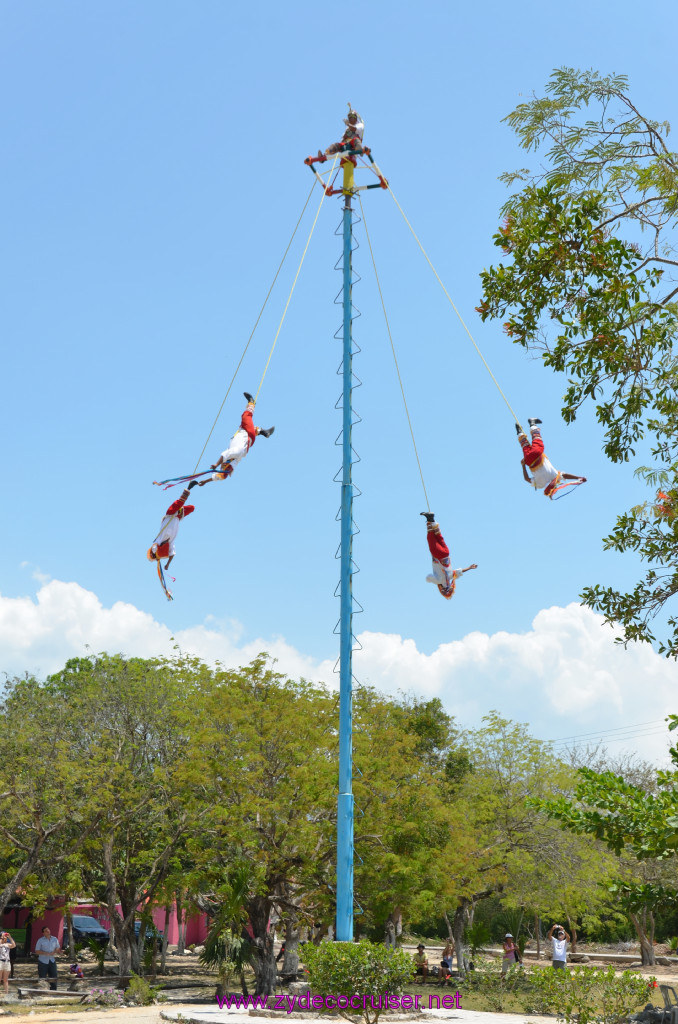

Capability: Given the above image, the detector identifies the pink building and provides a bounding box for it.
[1,899,209,951]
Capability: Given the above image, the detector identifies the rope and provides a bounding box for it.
[387,184,524,431]
[357,194,431,512]
[254,155,339,401]
[150,178,327,574]
[192,177,320,473]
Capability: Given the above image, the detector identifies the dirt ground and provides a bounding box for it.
[4,944,678,1021]
[0,1007,180,1024]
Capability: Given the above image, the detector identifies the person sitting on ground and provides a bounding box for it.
[421,513,477,599]
[439,940,455,986]
[198,393,274,487]
[516,418,585,498]
[547,923,570,969]
[502,933,519,975]
[413,943,429,983]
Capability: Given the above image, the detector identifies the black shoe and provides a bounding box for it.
[420,512,435,523]
[187,480,198,490]
[528,417,542,427]
[259,426,275,438]
[243,392,255,404]
[515,423,523,434]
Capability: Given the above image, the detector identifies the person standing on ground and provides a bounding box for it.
[502,933,519,975]
[0,932,15,995]
[34,926,60,990]
[547,923,570,969]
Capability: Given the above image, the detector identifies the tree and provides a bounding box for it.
[477,67,678,655]
[538,716,678,964]
[0,675,107,921]
[183,658,339,997]
[436,714,619,970]
[43,653,214,976]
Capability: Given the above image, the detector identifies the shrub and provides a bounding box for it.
[303,940,415,1024]
[84,987,125,1007]
[124,973,167,1006]
[531,965,652,1024]
[463,957,530,1012]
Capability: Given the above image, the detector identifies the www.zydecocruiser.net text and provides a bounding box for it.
[215,991,463,1012]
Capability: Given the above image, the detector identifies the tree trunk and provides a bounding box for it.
[176,891,186,955]
[160,905,171,974]
[384,921,396,949]
[443,911,454,943]
[282,915,300,977]
[452,900,471,975]
[65,911,75,961]
[535,914,541,960]
[629,910,656,965]
[248,896,276,997]
[566,916,578,953]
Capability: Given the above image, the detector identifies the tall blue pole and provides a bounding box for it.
[336,191,354,942]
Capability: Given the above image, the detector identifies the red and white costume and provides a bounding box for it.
[426,522,463,600]
[326,111,365,157]
[149,490,194,561]
[519,426,562,497]
[212,402,258,481]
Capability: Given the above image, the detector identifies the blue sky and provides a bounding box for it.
[2,0,677,760]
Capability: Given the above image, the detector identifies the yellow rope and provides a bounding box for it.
[358,194,431,513]
[192,178,320,473]
[254,156,339,402]
[387,184,524,432]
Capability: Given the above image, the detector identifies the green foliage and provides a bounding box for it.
[478,66,678,655]
[86,936,107,973]
[530,965,652,1024]
[303,941,415,1024]
[124,973,167,1006]
[465,921,491,956]
[463,957,529,1013]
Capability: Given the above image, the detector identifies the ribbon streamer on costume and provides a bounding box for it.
[152,469,213,490]
[157,561,174,601]
[550,478,587,501]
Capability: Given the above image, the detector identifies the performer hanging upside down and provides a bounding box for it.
[313,105,364,163]
[516,419,586,498]
[198,393,274,487]
[421,513,477,600]
[147,488,195,570]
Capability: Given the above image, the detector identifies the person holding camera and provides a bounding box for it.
[547,923,570,969]
[0,932,15,995]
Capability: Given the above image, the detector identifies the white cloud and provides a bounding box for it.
[0,580,674,763]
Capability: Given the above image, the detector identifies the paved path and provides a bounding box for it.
[160,1007,555,1024]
